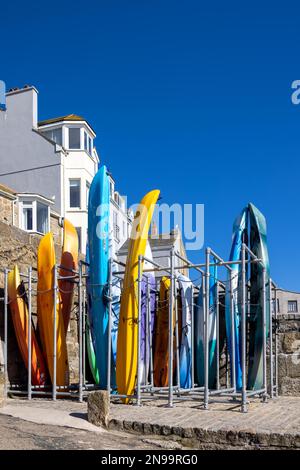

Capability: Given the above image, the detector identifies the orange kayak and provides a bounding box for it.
[153,277,182,387]
[59,219,78,334]
[8,265,48,386]
[37,233,69,386]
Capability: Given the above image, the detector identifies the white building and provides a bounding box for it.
[0,84,132,253]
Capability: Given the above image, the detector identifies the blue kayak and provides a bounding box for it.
[225,207,248,390]
[247,203,270,390]
[88,165,110,389]
[194,263,218,388]
[178,274,193,389]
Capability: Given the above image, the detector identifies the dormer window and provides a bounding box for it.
[18,194,51,235]
[84,130,92,155]
[68,127,81,149]
[43,127,62,146]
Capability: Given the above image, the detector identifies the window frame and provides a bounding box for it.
[68,127,81,150]
[287,300,298,313]
[69,178,81,209]
[19,198,50,235]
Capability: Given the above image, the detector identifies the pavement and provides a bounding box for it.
[1,396,300,449]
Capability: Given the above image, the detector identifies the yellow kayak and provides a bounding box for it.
[37,233,69,386]
[59,219,78,334]
[116,189,160,403]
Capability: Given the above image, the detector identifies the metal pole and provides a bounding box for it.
[204,248,210,410]
[269,279,273,399]
[230,270,236,391]
[136,255,142,406]
[216,280,220,391]
[174,279,181,391]
[147,280,153,388]
[168,248,175,408]
[107,258,112,396]
[191,284,194,389]
[274,285,278,397]
[241,244,247,412]
[82,287,86,387]
[27,267,32,400]
[262,267,267,401]
[4,268,8,400]
[52,264,57,401]
[78,262,83,402]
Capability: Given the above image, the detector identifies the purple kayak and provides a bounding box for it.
[139,273,156,385]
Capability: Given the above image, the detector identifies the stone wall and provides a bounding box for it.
[277,313,300,395]
[0,192,18,226]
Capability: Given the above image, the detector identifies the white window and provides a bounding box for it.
[288,301,298,313]
[43,128,62,146]
[86,181,90,209]
[113,211,119,242]
[69,179,81,208]
[68,127,81,149]
[22,203,33,230]
[37,202,49,233]
[76,227,82,252]
[84,131,93,155]
[20,199,49,234]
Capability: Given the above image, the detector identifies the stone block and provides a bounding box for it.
[282,332,300,354]
[87,390,110,428]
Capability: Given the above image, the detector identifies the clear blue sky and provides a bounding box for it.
[1,1,300,290]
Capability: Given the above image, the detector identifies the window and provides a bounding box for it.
[113,212,119,242]
[288,301,298,313]
[69,179,81,208]
[76,227,82,253]
[43,128,62,146]
[20,199,49,234]
[37,202,49,233]
[68,128,81,149]
[86,181,90,209]
[22,203,33,230]
[84,131,93,155]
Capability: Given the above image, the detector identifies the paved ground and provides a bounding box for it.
[0,408,183,450]
[1,396,300,449]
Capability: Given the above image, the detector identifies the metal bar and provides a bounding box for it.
[52,264,58,401]
[230,270,236,391]
[208,248,233,271]
[262,267,267,400]
[174,279,181,392]
[274,285,278,397]
[136,255,142,406]
[204,248,210,410]
[191,284,195,389]
[147,279,153,388]
[241,244,247,412]
[83,287,86,387]
[269,279,273,399]
[78,262,83,403]
[216,280,220,391]
[4,268,8,400]
[174,250,205,275]
[172,259,262,271]
[27,267,32,400]
[106,258,113,396]
[168,247,175,408]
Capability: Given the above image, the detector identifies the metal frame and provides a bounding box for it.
[0,243,277,412]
